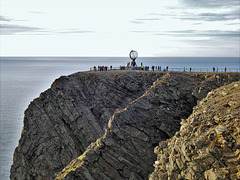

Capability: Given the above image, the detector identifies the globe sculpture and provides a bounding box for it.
[129,50,138,67]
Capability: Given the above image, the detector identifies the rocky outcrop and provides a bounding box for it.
[150,81,240,180]
[11,71,240,180]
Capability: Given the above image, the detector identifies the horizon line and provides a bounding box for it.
[1,56,239,58]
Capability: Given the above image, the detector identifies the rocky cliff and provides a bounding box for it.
[150,81,240,180]
[10,71,240,180]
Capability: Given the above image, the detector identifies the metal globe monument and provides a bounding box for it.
[129,50,138,67]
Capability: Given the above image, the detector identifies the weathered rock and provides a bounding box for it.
[10,71,240,180]
[54,73,239,180]
[11,71,165,179]
[150,81,240,180]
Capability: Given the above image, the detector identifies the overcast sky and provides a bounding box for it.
[0,0,239,57]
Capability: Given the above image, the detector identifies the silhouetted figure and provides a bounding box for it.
[131,60,136,67]
[225,67,227,72]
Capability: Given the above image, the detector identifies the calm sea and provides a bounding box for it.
[0,56,239,179]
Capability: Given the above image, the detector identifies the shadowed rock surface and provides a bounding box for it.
[10,71,240,180]
[10,71,164,179]
[150,81,240,180]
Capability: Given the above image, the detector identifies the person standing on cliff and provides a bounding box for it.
[225,67,227,72]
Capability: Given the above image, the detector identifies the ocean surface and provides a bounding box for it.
[0,56,239,179]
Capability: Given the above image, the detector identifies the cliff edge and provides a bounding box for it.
[10,71,240,180]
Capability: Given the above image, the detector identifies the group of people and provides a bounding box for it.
[213,67,227,72]
[149,66,168,71]
[93,65,228,72]
[213,67,218,72]
[92,65,170,71]
[94,66,113,71]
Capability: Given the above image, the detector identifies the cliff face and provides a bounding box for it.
[10,71,240,180]
[10,71,164,179]
[150,81,240,180]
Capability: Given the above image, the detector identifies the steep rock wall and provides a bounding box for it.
[10,71,164,179]
[10,71,240,180]
[150,81,240,180]
[54,72,240,180]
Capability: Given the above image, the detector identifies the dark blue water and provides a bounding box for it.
[0,56,239,179]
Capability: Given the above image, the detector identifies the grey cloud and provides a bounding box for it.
[56,30,94,34]
[192,23,202,25]
[129,21,144,24]
[150,1,239,22]
[0,24,44,35]
[148,12,179,18]
[0,23,94,35]
[148,13,170,16]
[226,23,240,25]
[167,30,196,34]
[155,30,239,38]
[181,0,239,8]
[135,18,160,21]
[148,9,239,23]
[0,16,12,22]
[130,18,160,24]
[207,31,239,37]
[177,9,240,22]
[130,29,239,39]
[0,16,27,22]
[199,10,239,21]
[130,31,155,33]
